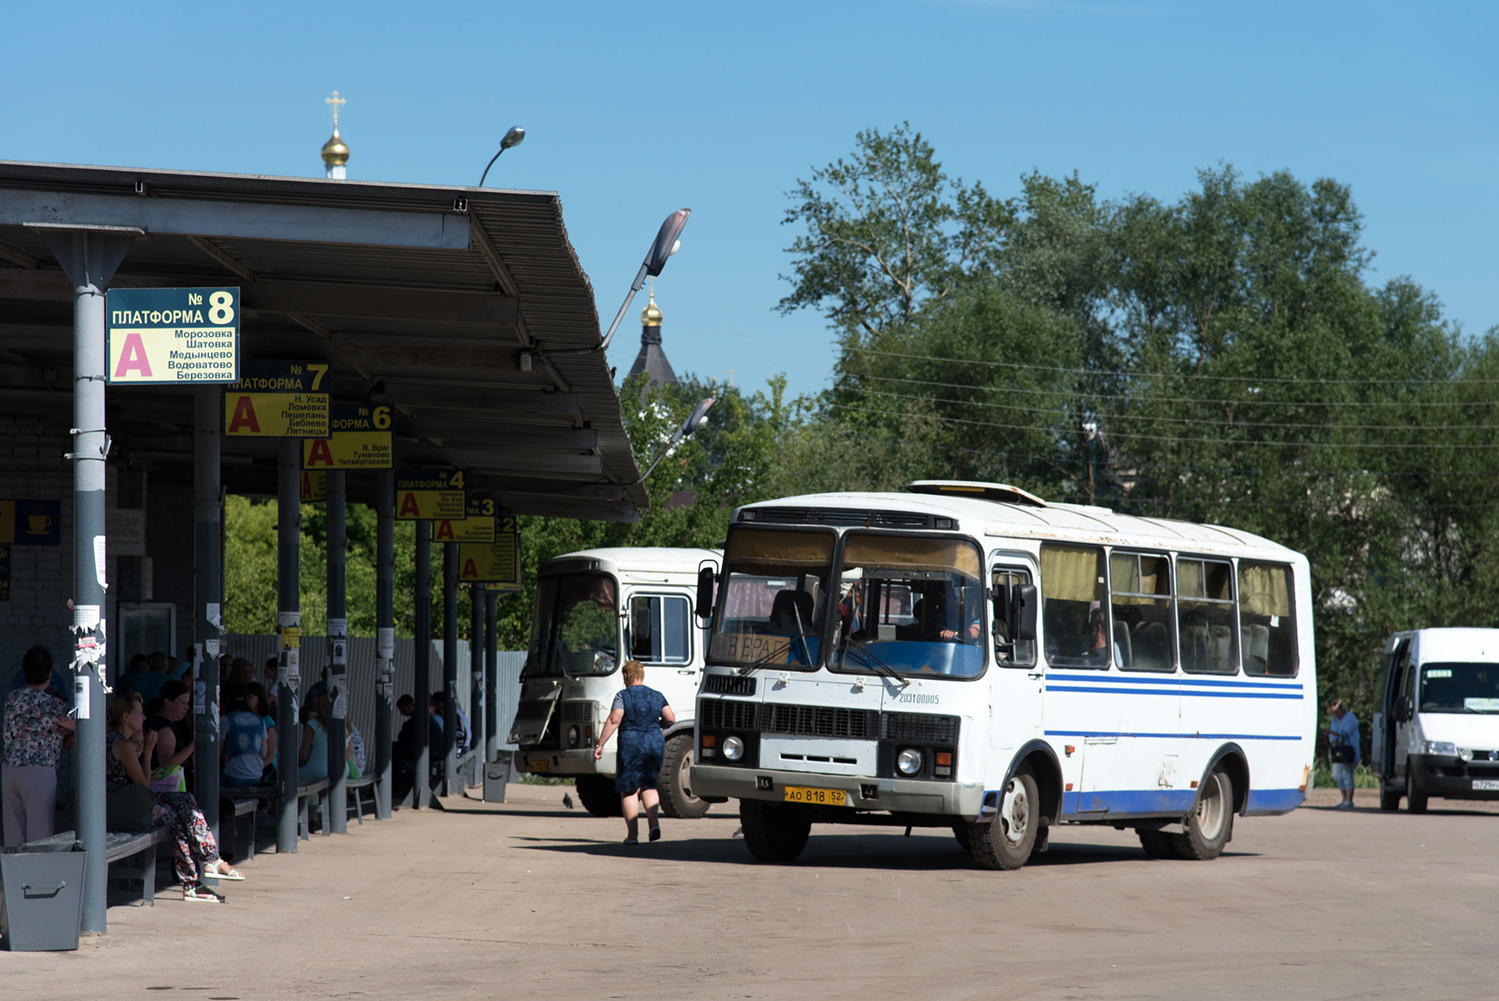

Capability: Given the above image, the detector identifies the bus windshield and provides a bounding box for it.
[708,527,835,669]
[832,532,986,678]
[526,572,620,677]
[1420,663,1499,713]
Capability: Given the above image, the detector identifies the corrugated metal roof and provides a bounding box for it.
[0,160,647,521]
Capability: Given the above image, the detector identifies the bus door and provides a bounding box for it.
[625,591,699,712]
[1372,636,1410,778]
[989,562,1042,754]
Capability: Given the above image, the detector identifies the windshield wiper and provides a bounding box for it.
[735,601,817,675]
[841,637,909,688]
[736,644,793,676]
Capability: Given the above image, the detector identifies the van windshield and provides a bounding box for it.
[1420,663,1499,713]
[526,572,619,677]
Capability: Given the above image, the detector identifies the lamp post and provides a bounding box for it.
[478,126,526,187]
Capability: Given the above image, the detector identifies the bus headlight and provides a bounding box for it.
[722,735,745,762]
[1424,741,1457,756]
[567,725,580,748]
[897,748,923,776]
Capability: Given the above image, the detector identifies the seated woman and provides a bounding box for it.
[298,691,355,786]
[106,693,242,901]
[144,680,196,792]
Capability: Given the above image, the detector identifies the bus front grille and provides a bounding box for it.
[882,712,959,745]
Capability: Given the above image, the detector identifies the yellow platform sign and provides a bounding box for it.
[434,495,496,543]
[224,361,330,437]
[301,470,327,503]
[395,469,465,520]
[459,515,520,586]
[303,404,393,469]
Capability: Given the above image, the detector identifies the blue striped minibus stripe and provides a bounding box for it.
[1045,729,1302,741]
[1046,684,1302,699]
[1047,672,1302,691]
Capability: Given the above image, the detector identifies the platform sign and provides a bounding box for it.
[224,361,330,437]
[301,470,327,503]
[303,403,394,470]
[459,515,520,587]
[434,495,495,543]
[106,287,241,385]
[395,468,465,520]
[0,499,61,546]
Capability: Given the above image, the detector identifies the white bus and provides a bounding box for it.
[689,482,1315,868]
[510,547,722,818]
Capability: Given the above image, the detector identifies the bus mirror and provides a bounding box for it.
[1394,696,1413,723]
[696,567,716,620]
[1013,584,1038,642]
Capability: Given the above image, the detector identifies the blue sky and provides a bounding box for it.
[4,2,1494,400]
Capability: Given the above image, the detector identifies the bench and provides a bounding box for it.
[225,797,259,861]
[346,774,377,825]
[24,829,172,905]
[243,779,331,841]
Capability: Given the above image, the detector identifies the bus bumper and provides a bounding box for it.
[517,748,616,778]
[691,763,984,818]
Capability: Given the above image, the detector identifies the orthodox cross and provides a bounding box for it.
[325,90,346,130]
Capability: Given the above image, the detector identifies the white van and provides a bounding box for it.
[1372,628,1499,812]
[509,547,722,818]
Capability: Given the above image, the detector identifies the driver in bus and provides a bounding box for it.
[902,585,981,643]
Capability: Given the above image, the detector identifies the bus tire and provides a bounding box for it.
[659,732,710,819]
[1170,769,1233,860]
[575,774,622,817]
[740,799,810,862]
[1138,829,1180,859]
[1406,767,1428,814]
[967,766,1039,870]
[1379,784,1402,812]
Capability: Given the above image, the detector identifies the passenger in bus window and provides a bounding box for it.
[1085,607,1122,666]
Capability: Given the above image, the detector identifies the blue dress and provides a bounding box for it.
[613,684,668,793]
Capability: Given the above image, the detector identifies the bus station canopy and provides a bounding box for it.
[0,160,648,522]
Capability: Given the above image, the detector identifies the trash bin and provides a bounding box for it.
[484,751,514,803]
[0,841,87,952]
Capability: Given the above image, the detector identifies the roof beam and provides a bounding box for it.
[0,240,39,268]
[0,187,470,249]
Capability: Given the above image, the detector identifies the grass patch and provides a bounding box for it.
[1311,761,1381,789]
[517,774,574,786]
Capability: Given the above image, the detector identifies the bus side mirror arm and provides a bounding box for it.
[990,583,1038,652]
[1394,696,1413,723]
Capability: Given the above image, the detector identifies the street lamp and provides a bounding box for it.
[478,126,526,187]
[640,396,716,483]
[598,208,691,353]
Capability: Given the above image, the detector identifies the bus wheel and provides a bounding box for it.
[1379,784,1402,812]
[1138,829,1180,859]
[1406,768,1428,814]
[740,800,810,862]
[967,766,1039,870]
[1171,769,1233,860]
[574,774,622,817]
[659,732,710,819]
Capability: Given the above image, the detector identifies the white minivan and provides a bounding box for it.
[1372,628,1499,812]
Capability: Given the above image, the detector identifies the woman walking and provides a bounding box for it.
[594,660,676,844]
[106,692,243,901]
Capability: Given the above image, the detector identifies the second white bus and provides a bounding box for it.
[689,481,1315,868]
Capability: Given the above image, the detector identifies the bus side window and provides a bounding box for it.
[992,568,1035,666]
[1110,551,1174,672]
[1237,562,1297,677]
[661,595,691,664]
[629,596,660,661]
[1040,544,1106,669]
[1178,557,1239,675]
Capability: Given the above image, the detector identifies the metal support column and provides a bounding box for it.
[469,583,484,775]
[442,542,459,795]
[193,386,222,841]
[276,438,301,851]
[39,225,136,935]
[484,588,499,761]
[374,470,394,819]
[412,521,431,808]
[326,469,348,832]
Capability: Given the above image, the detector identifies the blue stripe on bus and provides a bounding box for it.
[1046,684,1303,700]
[1045,729,1303,741]
[1048,673,1302,691]
[1061,787,1304,817]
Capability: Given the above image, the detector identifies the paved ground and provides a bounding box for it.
[4,786,1498,1000]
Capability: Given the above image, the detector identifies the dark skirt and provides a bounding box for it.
[614,728,665,793]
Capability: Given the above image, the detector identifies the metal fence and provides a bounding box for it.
[223,635,526,753]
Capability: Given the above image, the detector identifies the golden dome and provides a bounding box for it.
[321,128,350,167]
[641,289,662,327]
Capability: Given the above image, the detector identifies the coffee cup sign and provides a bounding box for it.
[0,500,60,546]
